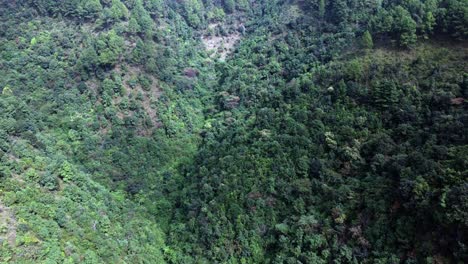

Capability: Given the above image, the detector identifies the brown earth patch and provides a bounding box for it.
[202,23,242,61]
[0,201,17,247]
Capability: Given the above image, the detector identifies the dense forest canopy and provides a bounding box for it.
[0,0,467,263]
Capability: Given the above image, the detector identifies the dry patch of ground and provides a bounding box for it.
[202,23,242,61]
[115,65,163,135]
[0,202,17,247]
[86,64,163,136]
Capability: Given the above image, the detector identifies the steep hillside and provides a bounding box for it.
[0,0,467,263]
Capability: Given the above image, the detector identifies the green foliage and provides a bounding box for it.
[223,0,235,13]
[362,30,374,49]
[319,0,326,19]
[444,0,468,39]
[59,161,73,182]
[0,0,467,263]
[83,0,103,18]
[207,7,226,22]
[96,30,124,67]
[100,0,129,26]
[26,0,103,19]
[131,0,154,36]
[2,86,13,96]
[393,6,418,47]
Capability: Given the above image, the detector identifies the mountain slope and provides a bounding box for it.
[0,0,467,263]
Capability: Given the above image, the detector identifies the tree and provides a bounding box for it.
[78,43,98,77]
[208,7,225,22]
[110,0,129,20]
[445,0,468,39]
[2,86,13,96]
[393,6,417,47]
[319,0,326,20]
[133,0,154,36]
[183,0,205,28]
[96,30,124,67]
[224,0,235,13]
[362,30,374,49]
[237,0,249,11]
[422,11,436,38]
[100,0,129,26]
[145,0,164,15]
[83,0,103,18]
[128,16,141,34]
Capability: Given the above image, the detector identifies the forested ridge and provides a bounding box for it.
[0,0,467,263]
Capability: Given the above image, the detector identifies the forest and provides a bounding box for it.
[0,0,467,263]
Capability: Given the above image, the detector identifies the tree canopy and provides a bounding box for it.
[0,0,466,263]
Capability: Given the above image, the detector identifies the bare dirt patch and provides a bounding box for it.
[114,65,163,133]
[0,201,17,247]
[202,23,242,61]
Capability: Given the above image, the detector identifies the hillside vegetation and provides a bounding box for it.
[0,0,467,263]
